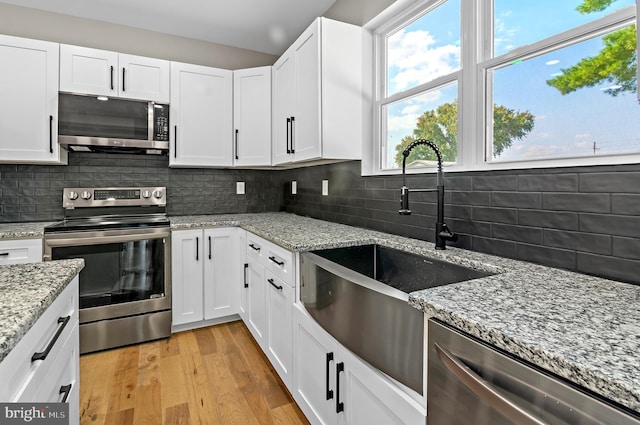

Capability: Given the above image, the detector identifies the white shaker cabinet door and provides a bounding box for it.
[170,62,233,167]
[0,35,64,164]
[233,66,272,166]
[59,44,118,97]
[171,230,204,326]
[118,53,170,102]
[203,228,240,320]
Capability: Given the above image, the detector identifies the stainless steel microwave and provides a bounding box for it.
[58,93,169,154]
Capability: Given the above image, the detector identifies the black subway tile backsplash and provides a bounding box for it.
[280,160,640,285]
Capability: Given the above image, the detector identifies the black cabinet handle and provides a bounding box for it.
[0,252,9,256]
[32,316,70,362]
[336,361,345,413]
[267,278,282,291]
[249,243,260,252]
[49,115,53,153]
[269,256,285,267]
[122,67,126,91]
[286,117,291,154]
[290,116,295,154]
[326,352,334,400]
[235,129,239,160]
[243,263,249,288]
[59,384,72,403]
[208,236,212,260]
[110,65,114,90]
[196,237,199,261]
[174,125,177,158]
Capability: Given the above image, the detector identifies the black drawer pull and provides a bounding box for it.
[326,352,334,400]
[336,361,345,413]
[267,278,283,291]
[208,236,212,260]
[32,316,70,362]
[269,256,285,266]
[243,263,249,288]
[0,252,9,256]
[196,237,199,261]
[59,384,72,403]
[249,243,261,252]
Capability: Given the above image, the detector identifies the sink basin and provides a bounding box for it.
[311,244,494,293]
[300,244,494,396]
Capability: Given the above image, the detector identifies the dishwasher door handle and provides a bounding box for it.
[435,343,549,425]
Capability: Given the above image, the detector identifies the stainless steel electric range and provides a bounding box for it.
[43,187,171,354]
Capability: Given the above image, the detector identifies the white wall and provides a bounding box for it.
[0,3,278,69]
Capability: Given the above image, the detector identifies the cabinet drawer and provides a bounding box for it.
[246,233,266,264]
[26,323,79,403]
[0,239,42,265]
[265,243,294,286]
[0,277,78,401]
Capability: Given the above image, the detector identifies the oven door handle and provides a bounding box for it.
[44,233,168,248]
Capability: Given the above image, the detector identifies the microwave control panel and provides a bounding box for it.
[153,104,170,142]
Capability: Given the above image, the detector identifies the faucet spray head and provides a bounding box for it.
[399,186,411,215]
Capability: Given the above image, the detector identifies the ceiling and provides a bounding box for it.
[0,0,338,55]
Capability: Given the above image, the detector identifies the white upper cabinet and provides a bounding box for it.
[0,35,66,164]
[233,66,272,166]
[59,45,170,102]
[272,17,363,165]
[170,62,233,167]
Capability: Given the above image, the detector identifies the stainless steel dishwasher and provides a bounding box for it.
[428,319,640,425]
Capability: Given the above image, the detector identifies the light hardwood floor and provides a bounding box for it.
[79,320,310,425]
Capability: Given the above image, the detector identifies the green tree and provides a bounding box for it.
[547,0,637,96]
[394,102,535,166]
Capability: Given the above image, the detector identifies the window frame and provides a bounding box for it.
[363,0,640,176]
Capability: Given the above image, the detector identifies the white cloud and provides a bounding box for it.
[388,29,460,93]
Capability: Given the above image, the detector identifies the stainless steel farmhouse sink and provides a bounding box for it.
[300,244,494,395]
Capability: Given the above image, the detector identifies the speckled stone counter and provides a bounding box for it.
[0,259,84,363]
[0,222,53,239]
[172,212,640,415]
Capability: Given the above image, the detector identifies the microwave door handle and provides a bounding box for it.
[434,343,549,425]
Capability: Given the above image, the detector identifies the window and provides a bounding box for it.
[368,0,639,174]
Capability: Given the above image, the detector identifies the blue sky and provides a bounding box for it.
[384,0,639,167]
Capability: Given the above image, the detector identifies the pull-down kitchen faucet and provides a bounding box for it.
[399,139,458,250]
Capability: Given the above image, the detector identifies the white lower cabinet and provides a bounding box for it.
[0,238,42,265]
[0,277,79,424]
[171,228,241,330]
[292,304,425,425]
[265,271,294,388]
[241,232,295,388]
[244,256,267,347]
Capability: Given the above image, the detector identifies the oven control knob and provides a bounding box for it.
[67,191,78,200]
[80,191,92,200]
[142,190,152,199]
[153,190,163,199]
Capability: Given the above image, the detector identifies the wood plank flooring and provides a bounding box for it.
[79,320,310,425]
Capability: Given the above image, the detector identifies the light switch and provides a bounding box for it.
[292,181,297,194]
[236,181,245,195]
[322,180,329,196]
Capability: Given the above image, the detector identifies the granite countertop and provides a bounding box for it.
[0,221,54,239]
[2,213,639,413]
[0,259,84,363]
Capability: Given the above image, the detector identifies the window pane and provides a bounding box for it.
[494,0,635,57]
[382,83,458,169]
[489,25,640,162]
[386,0,460,96]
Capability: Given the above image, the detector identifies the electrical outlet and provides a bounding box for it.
[291,181,297,194]
[236,181,245,195]
[322,180,329,196]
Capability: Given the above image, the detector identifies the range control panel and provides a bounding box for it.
[63,187,166,209]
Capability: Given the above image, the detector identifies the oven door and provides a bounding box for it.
[44,227,171,324]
